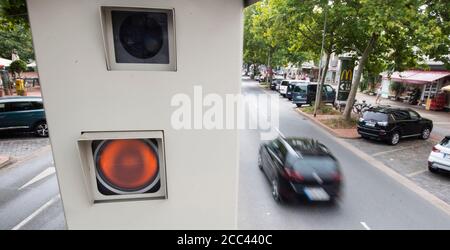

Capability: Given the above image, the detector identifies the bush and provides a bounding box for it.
[9,59,27,78]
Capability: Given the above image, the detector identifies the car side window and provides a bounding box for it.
[32,102,44,110]
[326,86,334,93]
[0,103,5,113]
[8,102,34,112]
[269,139,286,163]
[408,110,420,120]
[392,110,410,121]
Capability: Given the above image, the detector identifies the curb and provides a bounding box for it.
[0,145,52,170]
[0,155,12,169]
[295,109,361,139]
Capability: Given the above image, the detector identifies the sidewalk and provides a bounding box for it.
[357,92,450,139]
[1,86,42,97]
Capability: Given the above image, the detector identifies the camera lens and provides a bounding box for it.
[119,13,164,59]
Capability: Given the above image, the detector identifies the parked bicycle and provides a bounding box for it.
[353,100,372,116]
[334,99,357,113]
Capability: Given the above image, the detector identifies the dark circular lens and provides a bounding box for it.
[119,13,164,59]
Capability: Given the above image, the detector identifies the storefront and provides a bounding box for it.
[381,70,450,110]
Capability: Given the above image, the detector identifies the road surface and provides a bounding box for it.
[0,148,65,230]
[238,79,450,229]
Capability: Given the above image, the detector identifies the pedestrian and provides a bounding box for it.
[0,65,11,95]
[375,85,382,104]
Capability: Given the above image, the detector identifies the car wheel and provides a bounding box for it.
[428,165,438,173]
[34,121,49,137]
[296,104,302,108]
[389,132,400,145]
[271,180,282,203]
[421,127,431,140]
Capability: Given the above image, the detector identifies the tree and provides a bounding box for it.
[0,0,28,29]
[0,0,34,62]
[341,0,436,121]
[9,58,26,78]
[0,24,34,62]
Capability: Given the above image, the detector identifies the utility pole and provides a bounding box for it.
[313,7,327,117]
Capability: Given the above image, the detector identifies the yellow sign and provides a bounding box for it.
[341,69,353,81]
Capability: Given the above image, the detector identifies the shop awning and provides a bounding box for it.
[381,70,450,84]
[0,57,12,67]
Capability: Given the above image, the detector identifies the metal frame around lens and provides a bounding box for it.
[93,139,161,195]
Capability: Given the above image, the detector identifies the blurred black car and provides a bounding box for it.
[258,137,342,203]
[357,106,433,145]
[271,78,283,91]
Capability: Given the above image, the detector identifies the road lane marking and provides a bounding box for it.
[18,167,56,190]
[371,145,417,157]
[11,194,60,230]
[360,222,371,230]
[406,169,428,178]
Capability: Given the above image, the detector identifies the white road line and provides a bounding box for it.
[371,145,417,157]
[18,167,55,190]
[406,169,428,178]
[360,222,371,230]
[11,194,60,230]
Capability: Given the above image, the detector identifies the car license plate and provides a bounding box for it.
[365,122,375,127]
[304,187,330,201]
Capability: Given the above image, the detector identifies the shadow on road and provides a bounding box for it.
[0,132,41,140]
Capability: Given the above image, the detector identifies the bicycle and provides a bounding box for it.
[352,100,372,117]
[334,99,357,113]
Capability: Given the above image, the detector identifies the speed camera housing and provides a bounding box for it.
[101,6,177,71]
[27,0,243,229]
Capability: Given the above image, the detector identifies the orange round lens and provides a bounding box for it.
[95,139,159,192]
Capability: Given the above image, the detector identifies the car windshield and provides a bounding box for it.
[293,85,307,93]
[441,137,450,149]
[281,81,289,86]
[293,156,337,171]
[363,111,388,121]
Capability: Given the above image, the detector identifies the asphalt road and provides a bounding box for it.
[1,79,450,230]
[238,79,450,229]
[0,148,65,230]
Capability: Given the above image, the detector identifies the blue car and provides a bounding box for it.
[0,96,48,137]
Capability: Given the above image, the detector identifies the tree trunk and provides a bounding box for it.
[313,52,330,117]
[343,33,379,121]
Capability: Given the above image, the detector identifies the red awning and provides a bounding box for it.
[381,70,450,84]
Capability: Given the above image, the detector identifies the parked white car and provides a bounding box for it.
[428,136,450,173]
[279,80,293,97]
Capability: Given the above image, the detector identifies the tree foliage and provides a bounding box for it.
[0,0,33,62]
[244,0,449,120]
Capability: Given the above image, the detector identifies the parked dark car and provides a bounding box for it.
[258,137,342,203]
[271,78,283,91]
[357,106,432,145]
[291,83,336,107]
[0,97,48,137]
[285,81,309,101]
